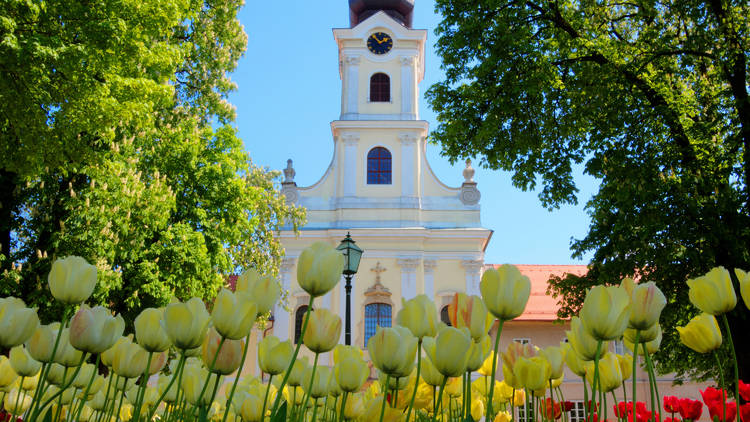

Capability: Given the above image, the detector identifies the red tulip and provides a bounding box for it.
[540,398,562,420]
[702,387,730,406]
[665,396,681,413]
[678,398,703,421]
[708,401,737,422]
[564,401,575,412]
[665,418,682,422]
[740,381,750,402]
[740,404,750,422]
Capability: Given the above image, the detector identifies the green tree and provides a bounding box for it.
[0,0,304,324]
[426,0,749,381]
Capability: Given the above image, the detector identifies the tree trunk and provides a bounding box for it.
[0,170,17,271]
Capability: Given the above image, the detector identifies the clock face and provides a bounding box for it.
[367,32,393,55]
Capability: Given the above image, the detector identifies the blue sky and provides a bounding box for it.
[228,1,599,265]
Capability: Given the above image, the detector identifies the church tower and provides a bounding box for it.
[276,1,492,357]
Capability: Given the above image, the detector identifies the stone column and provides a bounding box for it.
[342,133,359,197]
[274,258,295,341]
[397,258,420,301]
[343,55,361,119]
[400,55,417,119]
[462,259,483,296]
[423,260,437,300]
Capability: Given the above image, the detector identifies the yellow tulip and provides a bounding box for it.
[561,342,586,377]
[134,308,171,352]
[333,345,368,392]
[21,373,39,390]
[72,363,96,389]
[4,388,32,415]
[367,326,417,378]
[580,285,631,341]
[628,281,667,330]
[48,256,98,304]
[420,352,446,387]
[343,392,366,419]
[477,351,497,377]
[0,297,39,348]
[448,293,494,342]
[0,356,18,388]
[112,338,149,379]
[512,389,526,407]
[147,351,167,376]
[303,308,341,353]
[465,334,492,372]
[202,327,244,375]
[162,297,210,350]
[303,365,332,399]
[513,356,550,391]
[471,397,485,420]
[584,352,622,393]
[69,304,125,354]
[101,335,131,367]
[687,266,737,315]
[502,361,521,389]
[444,376,463,397]
[735,268,750,311]
[286,356,309,387]
[181,364,215,406]
[495,411,513,422]
[551,374,564,388]
[396,294,439,339]
[617,354,632,381]
[624,322,661,344]
[258,335,294,376]
[480,265,531,321]
[235,268,281,315]
[26,322,59,363]
[46,363,66,385]
[363,396,404,422]
[119,403,134,421]
[676,313,722,353]
[540,345,564,379]
[211,288,258,340]
[9,345,41,377]
[566,316,607,361]
[501,340,536,386]
[282,385,305,405]
[625,324,662,354]
[423,326,472,377]
[296,241,344,298]
[53,328,84,367]
[158,375,178,403]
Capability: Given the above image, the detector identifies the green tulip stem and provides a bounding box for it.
[432,385,437,415]
[466,371,472,420]
[642,348,661,422]
[602,387,608,422]
[393,378,399,408]
[557,387,569,422]
[26,361,47,420]
[208,374,222,409]
[433,376,448,422]
[195,336,226,412]
[487,319,505,421]
[73,354,101,422]
[590,340,603,422]
[12,376,24,417]
[721,314,741,422]
[641,343,656,422]
[298,351,320,422]
[310,398,319,422]
[93,370,113,422]
[271,296,314,417]
[405,339,422,422]
[379,373,391,422]
[148,350,187,421]
[104,374,121,422]
[714,353,727,422]
[116,383,127,422]
[37,352,88,414]
[632,329,640,422]
[338,391,348,422]
[262,374,274,422]
[132,350,154,422]
[582,376,589,422]
[611,392,619,422]
[221,331,252,422]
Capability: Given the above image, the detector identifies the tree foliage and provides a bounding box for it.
[426,0,749,381]
[0,0,305,324]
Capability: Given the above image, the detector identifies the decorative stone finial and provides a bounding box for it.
[462,159,475,183]
[283,159,296,183]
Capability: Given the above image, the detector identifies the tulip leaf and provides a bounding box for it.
[270,401,287,422]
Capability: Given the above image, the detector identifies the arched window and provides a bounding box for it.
[370,73,390,102]
[367,147,392,184]
[364,303,392,346]
[440,305,452,326]
[294,305,308,344]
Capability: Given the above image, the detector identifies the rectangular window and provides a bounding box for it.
[569,401,586,422]
[517,401,535,422]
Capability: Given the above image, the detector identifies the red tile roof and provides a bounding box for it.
[484,264,588,321]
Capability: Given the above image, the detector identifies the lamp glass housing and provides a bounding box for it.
[336,233,363,275]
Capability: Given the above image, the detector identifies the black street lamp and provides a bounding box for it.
[336,232,363,345]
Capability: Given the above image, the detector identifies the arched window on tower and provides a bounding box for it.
[364,302,392,346]
[367,147,392,184]
[440,305,452,326]
[294,305,309,344]
[370,73,390,102]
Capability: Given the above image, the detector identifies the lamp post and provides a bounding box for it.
[336,232,363,345]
